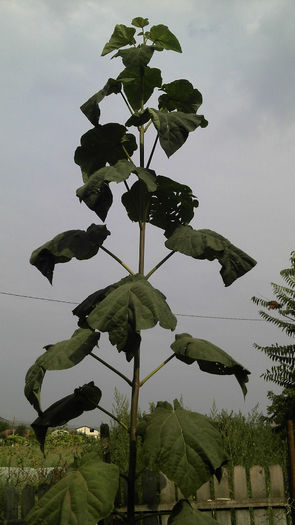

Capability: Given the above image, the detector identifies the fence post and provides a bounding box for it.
[250,466,269,525]
[233,466,250,525]
[213,468,231,525]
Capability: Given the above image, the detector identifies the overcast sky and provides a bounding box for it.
[1,0,294,429]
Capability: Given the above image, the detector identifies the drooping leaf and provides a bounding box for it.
[141,400,227,497]
[32,382,102,451]
[122,176,198,236]
[171,333,250,396]
[158,79,203,113]
[30,224,110,283]
[76,160,134,220]
[121,180,151,222]
[74,124,137,180]
[149,109,208,157]
[168,500,219,525]
[117,67,162,111]
[26,452,119,525]
[113,45,154,68]
[165,226,257,286]
[87,274,176,357]
[125,108,151,127]
[80,78,121,126]
[147,24,182,53]
[24,363,45,415]
[24,328,100,414]
[132,17,149,28]
[134,167,157,191]
[101,24,136,56]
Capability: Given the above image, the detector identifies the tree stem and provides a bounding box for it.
[100,246,134,276]
[140,354,176,387]
[145,251,175,279]
[90,352,132,386]
[127,347,140,524]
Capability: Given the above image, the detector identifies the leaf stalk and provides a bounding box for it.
[100,246,135,276]
[90,352,132,386]
[145,251,175,279]
[140,353,176,387]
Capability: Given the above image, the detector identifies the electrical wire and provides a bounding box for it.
[0,290,263,322]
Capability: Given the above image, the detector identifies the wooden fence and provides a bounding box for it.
[0,465,291,524]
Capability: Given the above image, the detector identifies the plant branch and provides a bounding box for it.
[140,354,176,387]
[100,246,135,276]
[127,346,141,523]
[120,92,133,115]
[96,404,129,432]
[146,134,159,169]
[90,352,132,386]
[145,251,176,279]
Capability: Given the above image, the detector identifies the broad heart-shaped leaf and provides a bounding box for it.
[25,328,100,414]
[32,382,101,451]
[165,226,257,286]
[149,108,208,157]
[141,400,227,497]
[26,452,119,525]
[171,333,250,397]
[122,176,198,236]
[76,160,134,220]
[117,66,162,111]
[168,500,219,525]
[113,45,154,68]
[134,167,157,191]
[87,274,176,357]
[80,78,121,126]
[101,24,136,56]
[74,124,137,181]
[159,79,203,113]
[30,224,110,284]
[132,17,149,28]
[147,24,182,52]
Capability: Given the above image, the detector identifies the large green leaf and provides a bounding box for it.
[168,500,219,525]
[80,78,121,126]
[141,400,227,497]
[147,24,182,53]
[74,124,137,181]
[158,80,203,113]
[31,382,102,451]
[26,452,119,525]
[101,24,136,56]
[132,17,149,28]
[25,329,100,415]
[117,66,162,111]
[30,224,110,284]
[87,274,176,356]
[76,160,134,220]
[149,109,208,157]
[122,176,198,236]
[171,333,250,396]
[165,226,257,286]
[113,45,154,68]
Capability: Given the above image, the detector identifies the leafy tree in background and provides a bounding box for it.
[252,251,295,513]
[25,18,256,525]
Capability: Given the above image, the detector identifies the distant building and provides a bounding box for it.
[75,426,100,439]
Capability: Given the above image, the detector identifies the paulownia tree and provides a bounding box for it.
[25,18,256,525]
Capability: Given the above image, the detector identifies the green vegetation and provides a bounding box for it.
[25,17,256,525]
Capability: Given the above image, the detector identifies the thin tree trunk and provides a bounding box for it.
[287,419,295,524]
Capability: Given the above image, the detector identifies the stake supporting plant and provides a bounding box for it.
[25,16,256,525]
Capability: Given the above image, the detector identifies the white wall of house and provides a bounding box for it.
[75,426,100,439]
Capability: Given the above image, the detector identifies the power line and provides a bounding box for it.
[0,290,263,322]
